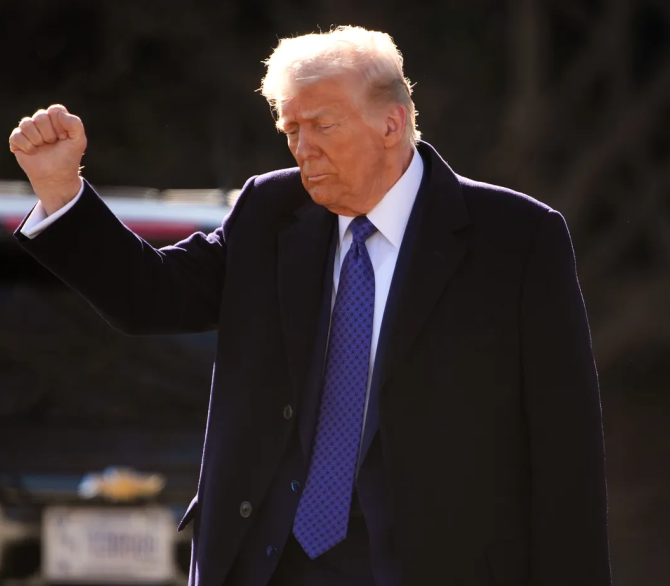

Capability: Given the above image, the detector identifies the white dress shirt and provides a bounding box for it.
[21,182,84,239]
[332,148,424,448]
[20,149,426,449]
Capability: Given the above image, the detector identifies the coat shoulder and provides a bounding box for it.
[225,166,307,239]
[458,175,552,216]
[244,166,307,215]
[456,174,556,237]
[452,174,566,261]
[254,166,302,187]
[252,166,304,200]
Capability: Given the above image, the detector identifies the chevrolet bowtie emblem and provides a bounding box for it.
[78,467,166,502]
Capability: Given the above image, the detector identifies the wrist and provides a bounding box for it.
[34,176,83,216]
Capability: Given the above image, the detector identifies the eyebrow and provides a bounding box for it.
[277,108,337,128]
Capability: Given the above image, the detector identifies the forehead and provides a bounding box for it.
[277,74,366,124]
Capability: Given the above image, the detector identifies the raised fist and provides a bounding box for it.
[9,104,87,215]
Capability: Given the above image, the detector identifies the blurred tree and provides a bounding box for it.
[1,0,669,385]
[486,0,670,374]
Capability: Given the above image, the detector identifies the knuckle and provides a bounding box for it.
[34,111,49,124]
[19,118,34,130]
[47,103,65,112]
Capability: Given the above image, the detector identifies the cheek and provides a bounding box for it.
[330,143,364,174]
[341,145,376,183]
[322,130,380,187]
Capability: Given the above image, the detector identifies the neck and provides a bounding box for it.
[340,144,414,216]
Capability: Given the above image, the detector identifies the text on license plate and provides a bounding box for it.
[43,506,175,583]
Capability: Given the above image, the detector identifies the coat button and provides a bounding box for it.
[239,501,252,518]
[283,405,293,420]
[291,480,301,493]
[266,545,278,559]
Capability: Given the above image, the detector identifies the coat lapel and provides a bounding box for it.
[277,199,336,411]
[379,143,471,389]
[359,143,471,462]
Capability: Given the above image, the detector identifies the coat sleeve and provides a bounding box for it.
[520,209,611,585]
[14,176,255,335]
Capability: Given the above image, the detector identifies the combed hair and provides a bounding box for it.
[260,26,421,144]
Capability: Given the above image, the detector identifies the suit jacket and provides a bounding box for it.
[16,141,610,585]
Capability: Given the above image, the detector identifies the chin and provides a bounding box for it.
[304,183,350,214]
[306,185,335,207]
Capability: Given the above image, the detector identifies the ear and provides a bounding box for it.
[382,104,407,148]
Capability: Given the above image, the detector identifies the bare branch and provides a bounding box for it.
[548,0,595,27]
[488,0,547,190]
[649,0,670,23]
[552,0,630,120]
[579,161,670,281]
[553,55,670,231]
[591,277,670,371]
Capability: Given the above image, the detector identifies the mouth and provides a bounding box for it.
[306,174,330,183]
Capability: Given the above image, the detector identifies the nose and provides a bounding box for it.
[294,127,320,162]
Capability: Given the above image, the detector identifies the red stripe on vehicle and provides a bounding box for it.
[123,221,201,240]
[1,216,24,232]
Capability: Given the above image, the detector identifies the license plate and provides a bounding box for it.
[43,506,175,583]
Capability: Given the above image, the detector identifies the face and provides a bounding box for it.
[277,74,393,216]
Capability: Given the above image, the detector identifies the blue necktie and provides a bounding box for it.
[293,216,378,559]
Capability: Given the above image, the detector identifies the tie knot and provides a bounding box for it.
[349,216,377,244]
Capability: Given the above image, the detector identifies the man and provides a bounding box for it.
[9,26,609,586]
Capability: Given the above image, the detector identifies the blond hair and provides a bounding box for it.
[260,26,420,144]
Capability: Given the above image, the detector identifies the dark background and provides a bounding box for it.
[1,0,669,584]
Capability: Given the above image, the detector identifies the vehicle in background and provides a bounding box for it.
[0,181,235,585]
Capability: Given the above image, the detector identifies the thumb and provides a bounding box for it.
[59,111,85,141]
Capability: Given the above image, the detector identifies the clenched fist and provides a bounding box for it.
[9,104,87,215]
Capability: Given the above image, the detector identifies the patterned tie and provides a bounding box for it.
[293,215,378,559]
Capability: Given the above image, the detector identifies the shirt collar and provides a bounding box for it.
[338,147,424,249]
